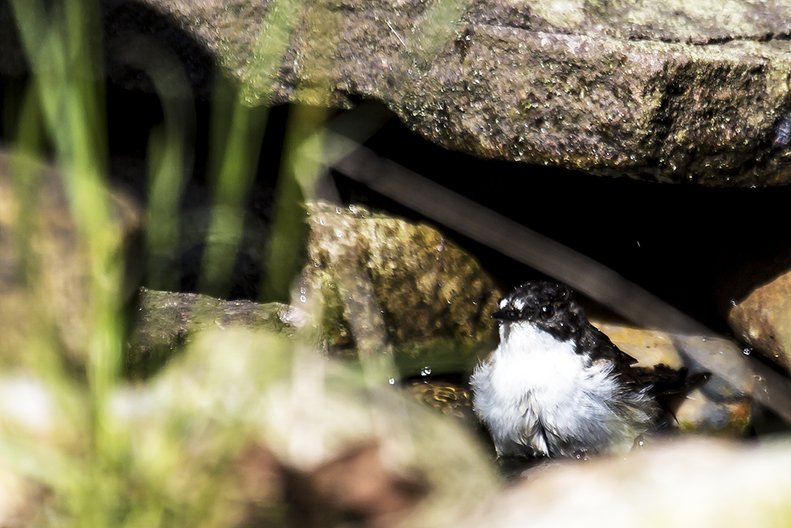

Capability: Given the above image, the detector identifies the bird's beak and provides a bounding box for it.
[492,308,520,321]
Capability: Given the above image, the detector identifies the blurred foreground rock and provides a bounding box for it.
[115,328,501,527]
[0,328,501,527]
[463,437,791,528]
[0,150,142,371]
[728,270,791,373]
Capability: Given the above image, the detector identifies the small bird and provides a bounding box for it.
[471,281,689,459]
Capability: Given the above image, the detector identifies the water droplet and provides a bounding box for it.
[420,366,432,377]
[299,295,306,303]
[730,298,737,307]
[743,348,752,356]
[388,377,396,385]
[349,204,357,214]
[701,337,707,342]
[319,217,326,225]
[300,286,306,294]
[334,229,343,238]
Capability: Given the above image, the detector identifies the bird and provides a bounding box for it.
[470,281,693,459]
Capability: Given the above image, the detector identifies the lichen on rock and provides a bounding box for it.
[298,202,500,377]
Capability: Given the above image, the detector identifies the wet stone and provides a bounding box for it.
[404,379,477,425]
[727,270,791,373]
[298,202,500,377]
[129,288,295,377]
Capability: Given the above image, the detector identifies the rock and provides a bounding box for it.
[463,437,791,528]
[298,202,500,378]
[0,327,500,527]
[81,0,791,185]
[591,319,753,436]
[590,320,685,371]
[404,379,476,424]
[0,465,51,527]
[128,287,296,377]
[0,150,142,371]
[112,328,501,527]
[727,270,791,372]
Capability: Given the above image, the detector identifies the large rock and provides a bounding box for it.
[89,0,791,185]
[298,202,500,377]
[112,328,501,528]
[0,328,500,528]
[462,437,791,528]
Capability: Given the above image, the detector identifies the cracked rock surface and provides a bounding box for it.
[4,0,791,184]
[90,0,791,186]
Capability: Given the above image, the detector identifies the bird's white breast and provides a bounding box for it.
[490,322,589,409]
[471,321,644,457]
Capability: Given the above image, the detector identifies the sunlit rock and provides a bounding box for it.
[299,202,500,377]
[463,437,791,528]
[83,0,791,185]
[728,270,791,372]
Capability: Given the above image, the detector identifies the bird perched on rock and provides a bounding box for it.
[471,281,695,458]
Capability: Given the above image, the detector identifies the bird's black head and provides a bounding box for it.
[492,281,588,341]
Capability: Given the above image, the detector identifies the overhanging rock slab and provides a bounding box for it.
[100,0,791,185]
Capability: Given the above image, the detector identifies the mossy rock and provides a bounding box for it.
[299,202,500,377]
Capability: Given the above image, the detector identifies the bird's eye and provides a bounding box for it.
[540,305,553,319]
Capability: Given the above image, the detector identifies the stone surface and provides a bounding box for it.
[404,379,476,424]
[85,0,791,185]
[298,202,500,377]
[113,328,501,527]
[0,150,142,371]
[462,437,791,527]
[728,270,791,372]
[129,287,295,377]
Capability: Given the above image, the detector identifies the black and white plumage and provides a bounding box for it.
[471,282,672,458]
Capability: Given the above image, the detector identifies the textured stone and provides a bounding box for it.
[298,202,500,377]
[87,0,791,185]
[129,287,295,377]
[728,270,791,371]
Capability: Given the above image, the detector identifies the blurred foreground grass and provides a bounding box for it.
[0,0,495,526]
